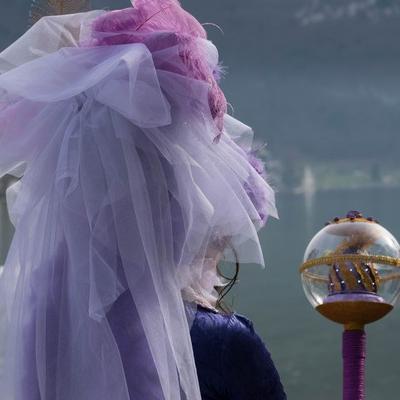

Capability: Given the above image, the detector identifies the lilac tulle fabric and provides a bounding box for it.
[0,4,277,400]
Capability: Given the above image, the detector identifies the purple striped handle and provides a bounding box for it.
[343,330,366,400]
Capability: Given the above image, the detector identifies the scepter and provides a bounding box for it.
[300,210,400,400]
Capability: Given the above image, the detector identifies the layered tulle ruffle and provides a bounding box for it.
[0,10,277,400]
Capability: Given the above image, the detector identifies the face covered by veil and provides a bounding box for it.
[0,1,278,399]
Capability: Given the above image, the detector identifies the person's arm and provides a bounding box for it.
[221,314,287,400]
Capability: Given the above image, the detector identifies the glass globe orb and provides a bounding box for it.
[301,211,400,311]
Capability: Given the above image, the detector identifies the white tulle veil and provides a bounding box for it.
[0,4,277,400]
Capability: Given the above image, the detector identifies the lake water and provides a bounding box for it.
[231,187,400,400]
[1,187,400,399]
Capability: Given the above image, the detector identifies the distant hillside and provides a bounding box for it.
[187,0,400,163]
[1,0,399,163]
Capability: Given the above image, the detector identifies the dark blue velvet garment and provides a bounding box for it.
[188,304,287,400]
[107,290,286,399]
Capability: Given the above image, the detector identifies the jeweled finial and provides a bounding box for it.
[346,210,363,219]
[324,211,379,226]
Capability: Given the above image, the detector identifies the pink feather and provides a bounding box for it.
[90,0,227,137]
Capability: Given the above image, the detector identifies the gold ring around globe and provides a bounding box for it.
[299,254,400,274]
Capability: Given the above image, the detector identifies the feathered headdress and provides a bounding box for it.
[89,0,228,138]
[0,3,277,400]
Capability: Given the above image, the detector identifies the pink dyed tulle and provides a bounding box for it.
[86,0,227,138]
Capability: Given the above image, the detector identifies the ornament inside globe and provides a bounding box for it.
[300,210,400,330]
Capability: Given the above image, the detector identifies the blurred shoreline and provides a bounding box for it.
[269,159,400,194]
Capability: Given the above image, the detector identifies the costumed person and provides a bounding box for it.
[0,1,286,399]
